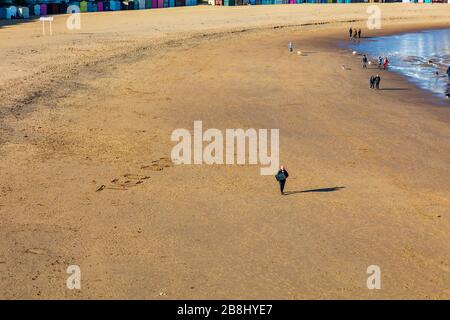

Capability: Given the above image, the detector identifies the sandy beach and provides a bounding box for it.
[0,4,449,299]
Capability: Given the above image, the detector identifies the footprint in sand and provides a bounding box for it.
[141,157,173,171]
[96,174,151,192]
[107,174,151,190]
[95,158,172,192]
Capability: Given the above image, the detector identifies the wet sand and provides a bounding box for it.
[0,4,449,299]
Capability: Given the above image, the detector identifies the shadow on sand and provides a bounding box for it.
[284,186,345,195]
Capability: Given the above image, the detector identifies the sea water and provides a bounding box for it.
[350,28,450,100]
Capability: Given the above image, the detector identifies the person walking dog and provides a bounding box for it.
[275,165,289,195]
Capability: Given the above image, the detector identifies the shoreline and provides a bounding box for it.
[340,28,450,103]
[337,27,450,106]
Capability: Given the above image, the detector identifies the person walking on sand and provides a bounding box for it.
[375,74,381,90]
[275,165,289,195]
[370,75,375,89]
[358,28,362,39]
[353,28,358,38]
[288,41,293,53]
[378,56,383,69]
[349,27,353,38]
[362,54,368,69]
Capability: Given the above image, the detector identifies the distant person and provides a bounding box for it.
[349,27,353,38]
[358,29,362,38]
[353,28,358,38]
[275,166,289,195]
[362,55,368,69]
[383,57,389,70]
[375,74,381,89]
[378,56,383,69]
[288,41,293,53]
[447,65,450,78]
[370,75,375,89]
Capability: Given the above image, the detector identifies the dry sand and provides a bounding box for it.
[0,4,449,299]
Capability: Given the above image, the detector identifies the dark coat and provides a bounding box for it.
[276,169,289,181]
[374,76,381,87]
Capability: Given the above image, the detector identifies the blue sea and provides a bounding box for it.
[349,28,450,100]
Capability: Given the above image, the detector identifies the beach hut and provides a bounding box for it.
[87,1,97,11]
[59,2,68,13]
[109,1,120,10]
[8,5,17,18]
[39,4,47,15]
[97,2,104,11]
[102,1,110,10]
[28,5,35,16]
[17,7,29,19]
[33,4,41,16]
[46,3,57,14]
[138,0,146,8]
[0,8,12,20]
[145,0,152,8]
[80,1,87,12]
[66,3,79,13]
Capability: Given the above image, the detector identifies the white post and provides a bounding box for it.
[40,17,54,36]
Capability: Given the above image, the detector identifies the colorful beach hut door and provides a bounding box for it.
[40,4,47,15]
[34,4,41,16]
[80,1,87,12]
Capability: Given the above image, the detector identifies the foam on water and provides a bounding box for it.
[349,28,450,100]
